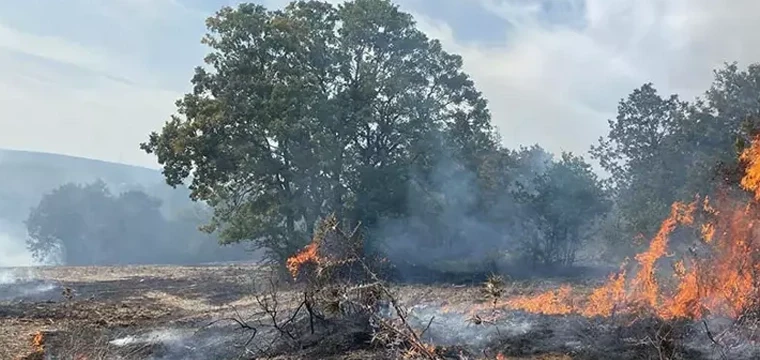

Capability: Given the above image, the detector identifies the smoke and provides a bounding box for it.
[376,152,522,273]
[0,227,36,268]
[109,329,191,347]
[373,142,563,283]
[405,303,533,350]
[0,222,58,301]
[108,327,254,360]
[403,302,760,358]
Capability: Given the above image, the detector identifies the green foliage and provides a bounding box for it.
[141,0,498,264]
[25,181,248,265]
[513,150,610,266]
[592,62,760,245]
[590,83,689,238]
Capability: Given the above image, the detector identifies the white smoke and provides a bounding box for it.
[0,229,36,268]
[108,327,247,360]
[406,303,534,349]
[109,329,192,347]
[0,226,57,300]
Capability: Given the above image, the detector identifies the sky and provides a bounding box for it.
[0,0,759,168]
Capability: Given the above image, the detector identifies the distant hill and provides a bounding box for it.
[0,149,253,266]
[0,149,189,225]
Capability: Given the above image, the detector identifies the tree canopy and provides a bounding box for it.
[141,0,503,264]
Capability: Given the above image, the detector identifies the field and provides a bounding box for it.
[1,265,261,359]
[0,264,596,359]
[1,263,758,359]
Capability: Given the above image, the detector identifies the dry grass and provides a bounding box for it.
[0,263,606,359]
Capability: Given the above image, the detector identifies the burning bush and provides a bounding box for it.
[286,214,369,283]
[253,215,440,359]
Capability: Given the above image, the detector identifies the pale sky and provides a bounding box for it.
[0,0,759,168]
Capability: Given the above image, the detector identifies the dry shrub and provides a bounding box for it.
[244,214,441,359]
[482,274,507,306]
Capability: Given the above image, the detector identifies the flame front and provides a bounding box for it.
[505,285,575,315]
[494,136,760,321]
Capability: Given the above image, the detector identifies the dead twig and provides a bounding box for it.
[703,320,728,360]
[419,316,435,338]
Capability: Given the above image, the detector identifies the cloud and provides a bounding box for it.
[0,1,198,168]
[1,0,760,168]
[404,0,760,157]
[0,49,179,167]
[0,23,112,73]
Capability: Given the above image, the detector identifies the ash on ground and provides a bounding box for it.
[107,327,249,360]
[0,268,58,301]
[404,301,760,360]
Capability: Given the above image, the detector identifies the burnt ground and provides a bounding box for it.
[1,265,758,360]
[0,265,261,359]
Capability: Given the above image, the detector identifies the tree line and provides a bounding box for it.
[25,180,249,265]
[28,0,760,270]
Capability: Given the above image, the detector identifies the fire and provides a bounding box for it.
[740,136,760,199]
[505,285,575,315]
[286,242,320,279]
[497,202,695,317]
[17,331,45,360]
[31,331,44,350]
[492,136,760,321]
[581,264,627,317]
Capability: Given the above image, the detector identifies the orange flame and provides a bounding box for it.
[17,331,45,360]
[505,285,575,315]
[491,136,760,321]
[581,263,627,317]
[31,332,44,350]
[741,137,760,200]
[286,242,320,279]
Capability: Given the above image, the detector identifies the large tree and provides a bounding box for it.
[141,0,498,264]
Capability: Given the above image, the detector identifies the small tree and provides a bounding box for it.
[515,152,610,266]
